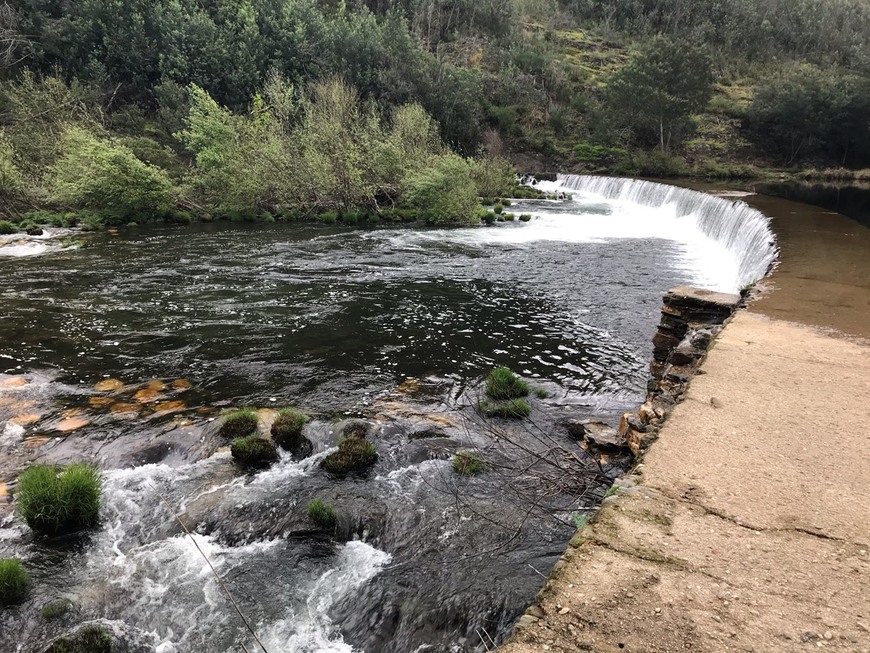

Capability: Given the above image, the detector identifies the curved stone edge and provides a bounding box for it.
[504,285,741,637]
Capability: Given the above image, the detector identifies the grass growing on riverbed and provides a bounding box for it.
[479,399,532,419]
[0,558,29,606]
[219,408,259,438]
[307,500,337,529]
[485,367,529,400]
[44,625,113,653]
[230,436,279,467]
[41,599,72,620]
[271,408,308,448]
[17,463,101,536]
[452,451,487,475]
[321,438,378,474]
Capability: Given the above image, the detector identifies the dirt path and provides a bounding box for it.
[496,197,870,653]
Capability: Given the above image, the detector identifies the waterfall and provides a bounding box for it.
[551,175,779,292]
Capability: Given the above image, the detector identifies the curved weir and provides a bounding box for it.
[541,174,779,292]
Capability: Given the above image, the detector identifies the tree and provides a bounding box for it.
[402,153,482,225]
[605,37,713,151]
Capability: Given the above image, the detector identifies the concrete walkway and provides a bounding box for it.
[497,198,870,653]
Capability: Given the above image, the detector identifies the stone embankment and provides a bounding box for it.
[498,291,870,652]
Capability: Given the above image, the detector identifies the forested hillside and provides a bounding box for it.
[1,0,869,228]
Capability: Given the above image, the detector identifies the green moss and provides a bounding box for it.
[321,437,378,474]
[452,451,486,475]
[485,367,529,400]
[0,558,29,606]
[17,463,101,537]
[219,408,259,438]
[43,626,113,653]
[307,499,337,528]
[230,435,278,467]
[479,398,532,419]
[42,599,72,620]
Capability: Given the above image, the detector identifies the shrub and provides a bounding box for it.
[49,126,172,223]
[42,599,72,620]
[470,155,515,198]
[492,203,504,215]
[22,222,44,236]
[230,436,279,468]
[503,212,515,221]
[321,438,377,474]
[452,451,486,475]
[0,558,29,606]
[482,212,496,225]
[219,409,259,438]
[17,463,101,536]
[402,153,482,226]
[44,626,113,653]
[519,214,532,222]
[501,199,511,207]
[307,500,337,529]
[0,220,17,235]
[479,399,532,419]
[486,367,529,400]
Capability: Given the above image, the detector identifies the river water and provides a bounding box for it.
[0,179,773,652]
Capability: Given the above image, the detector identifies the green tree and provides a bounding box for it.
[605,37,713,151]
[402,153,482,225]
[0,129,22,199]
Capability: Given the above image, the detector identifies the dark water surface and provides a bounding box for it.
[0,208,700,653]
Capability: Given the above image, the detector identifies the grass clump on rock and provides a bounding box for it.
[271,408,311,455]
[519,214,532,222]
[452,451,486,475]
[307,500,337,529]
[485,367,529,400]
[0,220,17,235]
[0,558,29,606]
[44,626,113,653]
[17,463,101,536]
[42,599,72,620]
[230,435,279,468]
[321,438,377,474]
[219,408,259,438]
[341,421,369,439]
[479,398,532,419]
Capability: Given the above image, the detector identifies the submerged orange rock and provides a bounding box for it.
[88,396,114,408]
[109,402,140,415]
[23,436,50,448]
[9,413,40,426]
[56,417,90,432]
[145,380,167,392]
[171,379,192,391]
[134,388,162,403]
[0,376,28,388]
[95,378,124,392]
[154,400,186,414]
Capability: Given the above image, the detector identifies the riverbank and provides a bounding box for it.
[497,193,870,652]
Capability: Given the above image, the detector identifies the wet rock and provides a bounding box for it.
[55,417,90,432]
[94,378,124,392]
[133,388,162,403]
[88,396,114,409]
[0,376,28,389]
[171,378,192,391]
[670,339,700,366]
[109,402,140,416]
[571,421,627,451]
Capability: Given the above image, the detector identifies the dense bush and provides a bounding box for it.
[0,220,17,234]
[17,463,101,536]
[230,436,279,467]
[402,154,483,225]
[0,558,29,606]
[321,438,378,474]
[219,408,259,438]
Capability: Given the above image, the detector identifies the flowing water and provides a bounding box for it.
[0,177,777,652]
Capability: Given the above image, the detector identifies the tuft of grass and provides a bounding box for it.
[492,203,504,214]
[485,367,529,400]
[502,212,515,221]
[321,437,377,474]
[230,435,278,468]
[604,484,620,498]
[219,408,259,439]
[452,451,486,475]
[44,625,113,653]
[42,599,72,620]
[571,514,589,529]
[534,388,549,399]
[17,463,101,537]
[479,399,532,419]
[307,499,337,529]
[501,199,512,206]
[271,408,308,448]
[519,214,532,222]
[0,220,17,235]
[0,558,29,606]
[408,427,446,440]
[341,421,369,439]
